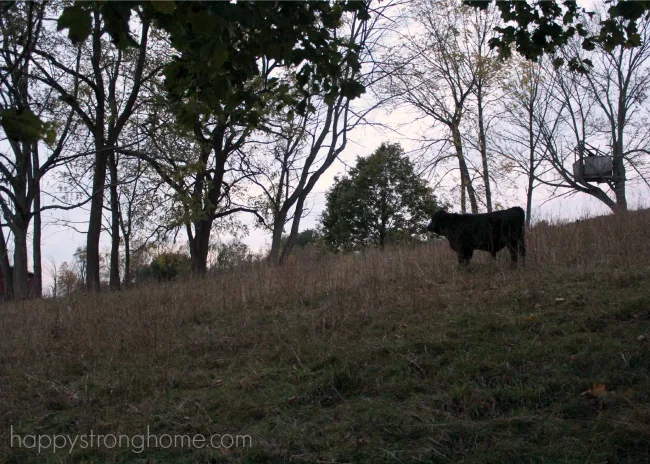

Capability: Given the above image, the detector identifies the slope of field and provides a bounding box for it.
[2,211,650,463]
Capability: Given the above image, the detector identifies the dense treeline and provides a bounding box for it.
[1,0,649,299]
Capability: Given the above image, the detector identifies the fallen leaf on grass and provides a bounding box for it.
[581,383,607,399]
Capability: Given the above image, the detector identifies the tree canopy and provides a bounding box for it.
[57,1,368,125]
[320,143,443,251]
[466,0,650,70]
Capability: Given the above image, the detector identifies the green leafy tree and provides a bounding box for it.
[57,1,369,122]
[281,229,323,250]
[214,240,252,271]
[320,143,444,251]
[32,2,157,292]
[54,1,649,111]
[466,0,650,70]
[0,2,80,299]
[137,252,190,282]
[105,1,371,275]
[57,262,80,297]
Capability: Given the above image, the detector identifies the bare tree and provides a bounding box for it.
[240,114,309,263]
[466,4,503,212]
[119,102,259,274]
[120,3,380,272]
[533,58,617,209]
[0,1,82,299]
[386,0,485,213]
[493,58,558,225]
[241,1,392,264]
[31,4,159,291]
[57,261,78,297]
[537,4,650,212]
[576,3,650,211]
[72,246,87,284]
[116,156,165,286]
[0,224,12,299]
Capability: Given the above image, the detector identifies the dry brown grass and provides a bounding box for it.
[1,209,650,463]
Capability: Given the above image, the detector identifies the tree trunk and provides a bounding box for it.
[190,220,212,274]
[280,196,306,265]
[379,169,387,249]
[12,145,31,299]
[476,88,492,212]
[526,108,535,227]
[108,150,121,290]
[611,79,628,212]
[32,144,42,298]
[86,10,107,292]
[86,140,108,291]
[452,126,479,214]
[13,225,29,299]
[0,226,13,300]
[612,132,627,212]
[268,210,287,265]
[51,271,57,298]
[526,176,534,227]
[460,182,467,214]
[32,193,42,298]
[612,163,627,212]
[123,234,130,287]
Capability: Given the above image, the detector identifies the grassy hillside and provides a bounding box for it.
[2,211,650,463]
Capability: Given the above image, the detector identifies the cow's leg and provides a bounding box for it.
[507,243,518,266]
[457,248,473,267]
[490,230,500,261]
[518,239,526,266]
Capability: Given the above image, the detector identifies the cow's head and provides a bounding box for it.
[427,211,446,235]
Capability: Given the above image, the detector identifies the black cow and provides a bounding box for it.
[427,207,526,266]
